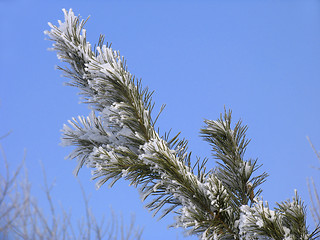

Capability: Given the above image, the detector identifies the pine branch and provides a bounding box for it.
[200,109,268,209]
[45,9,236,239]
[239,191,320,240]
[46,9,319,239]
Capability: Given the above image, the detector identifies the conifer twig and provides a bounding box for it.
[46,9,320,239]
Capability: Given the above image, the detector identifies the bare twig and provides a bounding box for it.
[0,146,143,239]
[307,137,320,227]
[308,177,320,226]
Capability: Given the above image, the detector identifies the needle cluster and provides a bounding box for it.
[45,9,320,239]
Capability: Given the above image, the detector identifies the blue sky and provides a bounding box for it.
[1,0,320,239]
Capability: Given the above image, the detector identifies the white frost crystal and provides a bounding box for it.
[47,9,316,240]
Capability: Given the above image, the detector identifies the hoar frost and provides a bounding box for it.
[46,9,318,240]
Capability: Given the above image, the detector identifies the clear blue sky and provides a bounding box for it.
[1,0,320,239]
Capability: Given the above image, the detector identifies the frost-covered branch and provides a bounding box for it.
[239,190,320,240]
[45,9,230,238]
[46,9,319,239]
[201,110,268,209]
